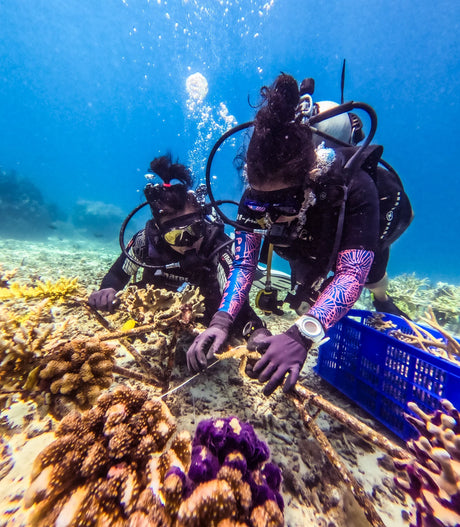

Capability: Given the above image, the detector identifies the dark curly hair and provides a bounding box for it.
[146,153,198,217]
[246,73,316,187]
[144,153,200,219]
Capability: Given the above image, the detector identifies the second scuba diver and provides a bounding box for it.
[88,153,264,336]
[187,73,413,396]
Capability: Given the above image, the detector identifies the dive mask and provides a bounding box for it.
[160,213,205,248]
[243,186,305,222]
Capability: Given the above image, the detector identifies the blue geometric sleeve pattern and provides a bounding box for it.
[219,230,262,318]
[308,248,374,330]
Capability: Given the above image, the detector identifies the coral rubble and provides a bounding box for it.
[395,399,460,527]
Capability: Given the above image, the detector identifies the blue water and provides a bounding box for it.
[1,0,459,283]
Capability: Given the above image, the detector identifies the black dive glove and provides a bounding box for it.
[249,325,312,396]
[88,288,119,312]
[187,311,233,373]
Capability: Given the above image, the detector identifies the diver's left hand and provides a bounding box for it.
[251,325,312,396]
[187,311,233,373]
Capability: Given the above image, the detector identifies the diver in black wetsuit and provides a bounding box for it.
[187,74,413,395]
[88,154,263,335]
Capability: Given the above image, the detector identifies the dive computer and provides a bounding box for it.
[295,315,325,343]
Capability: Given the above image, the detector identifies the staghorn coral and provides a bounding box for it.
[216,345,262,378]
[430,283,460,328]
[24,385,184,527]
[366,311,460,366]
[394,399,460,527]
[386,273,432,320]
[0,276,82,302]
[37,337,116,415]
[356,274,460,333]
[0,300,68,389]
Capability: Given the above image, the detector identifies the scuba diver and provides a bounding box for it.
[88,153,264,336]
[187,73,413,396]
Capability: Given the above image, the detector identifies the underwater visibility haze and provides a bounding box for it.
[1,0,459,283]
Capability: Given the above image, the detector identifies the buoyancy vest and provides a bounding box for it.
[277,144,412,302]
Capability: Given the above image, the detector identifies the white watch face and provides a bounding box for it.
[297,316,324,341]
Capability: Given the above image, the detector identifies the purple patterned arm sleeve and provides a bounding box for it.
[219,230,262,319]
[308,249,374,330]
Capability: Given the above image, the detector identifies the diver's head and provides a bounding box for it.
[246,73,316,189]
[312,101,364,147]
[144,153,198,219]
[157,205,205,255]
[144,154,204,253]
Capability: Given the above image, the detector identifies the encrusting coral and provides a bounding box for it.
[25,387,284,527]
[394,399,460,527]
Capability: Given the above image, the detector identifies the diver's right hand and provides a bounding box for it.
[88,288,118,312]
[187,311,233,373]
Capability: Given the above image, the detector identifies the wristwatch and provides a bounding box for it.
[295,315,325,343]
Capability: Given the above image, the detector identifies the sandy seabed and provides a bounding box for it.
[0,236,414,527]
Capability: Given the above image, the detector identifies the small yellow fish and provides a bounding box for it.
[121,319,137,332]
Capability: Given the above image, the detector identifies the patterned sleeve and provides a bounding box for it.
[219,230,262,319]
[308,249,374,330]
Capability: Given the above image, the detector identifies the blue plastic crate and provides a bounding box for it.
[314,309,460,440]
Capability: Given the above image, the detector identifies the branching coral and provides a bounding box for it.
[118,284,205,327]
[168,416,284,527]
[386,274,432,320]
[216,345,262,378]
[394,399,460,527]
[25,390,284,527]
[0,298,116,415]
[0,300,68,389]
[115,284,206,382]
[0,264,17,288]
[385,274,460,331]
[37,338,116,414]
[430,283,460,327]
[366,311,460,366]
[0,276,82,302]
[24,386,183,526]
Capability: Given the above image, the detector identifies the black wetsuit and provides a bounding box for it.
[101,219,262,334]
[229,145,413,319]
